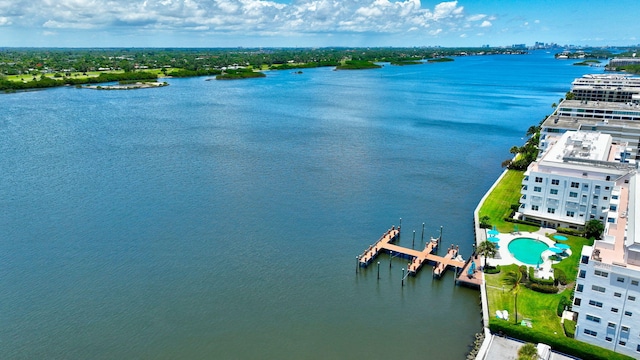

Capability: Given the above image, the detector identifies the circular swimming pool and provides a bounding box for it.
[508,238,549,265]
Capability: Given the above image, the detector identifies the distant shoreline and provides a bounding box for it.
[85,81,168,90]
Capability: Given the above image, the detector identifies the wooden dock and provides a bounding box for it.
[358,226,466,279]
[455,256,483,288]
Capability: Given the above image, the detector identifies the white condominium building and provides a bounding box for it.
[573,173,640,358]
[520,131,636,229]
[540,99,640,159]
[571,74,640,104]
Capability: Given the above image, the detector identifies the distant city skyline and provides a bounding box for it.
[0,0,638,48]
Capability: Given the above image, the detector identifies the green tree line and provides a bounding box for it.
[0,71,157,91]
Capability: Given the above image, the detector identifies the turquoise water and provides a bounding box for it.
[0,51,600,359]
[508,238,550,265]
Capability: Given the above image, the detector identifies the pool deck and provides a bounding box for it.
[480,228,571,280]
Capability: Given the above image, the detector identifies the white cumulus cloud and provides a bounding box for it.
[466,14,485,21]
[0,0,486,42]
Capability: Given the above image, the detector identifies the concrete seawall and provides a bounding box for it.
[473,168,510,359]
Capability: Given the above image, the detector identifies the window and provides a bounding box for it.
[550,189,558,195]
[629,296,636,301]
[636,344,640,352]
[531,205,539,211]
[621,326,629,332]
[577,284,584,292]
[595,270,609,278]
[569,192,578,198]
[571,182,580,188]
[583,329,597,337]
[589,300,603,308]
[625,311,633,317]
[534,186,542,192]
[608,322,616,329]
[606,337,613,342]
[583,184,589,190]
[586,314,601,323]
[615,292,622,297]
[612,308,619,313]
[574,298,582,306]
[535,177,543,183]
[592,285,606,293]
[618,277,625,283]
[567,211,575,217]
[632,280,639,286]
[620,341,627,346]
[579,270,586,279]
[547,208,555,214]
[603,196,608,200]
[581,256,589,265]
[552,179,559,185]
[605,186,611,190]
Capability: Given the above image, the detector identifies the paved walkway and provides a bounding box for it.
[482,336,576,360]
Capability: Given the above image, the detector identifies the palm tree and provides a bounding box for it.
[502,269,523,324]
[476,240,497,269]
[526,125,539,138]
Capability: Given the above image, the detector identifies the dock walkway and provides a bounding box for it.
[359,226,466,278]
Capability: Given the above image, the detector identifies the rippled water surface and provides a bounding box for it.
[0,52,601,359]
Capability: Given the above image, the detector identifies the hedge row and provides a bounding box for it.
[489,320,634,360]
[503,216,542,227]
[557,295,571,317]
[527,267,555,286]
[556,227,585,237]
[554,268,568,285]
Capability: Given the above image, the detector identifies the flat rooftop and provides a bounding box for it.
[542,131,611,164]
[542,114,640,132]
[592,175,640,272]
[559,99,640,111]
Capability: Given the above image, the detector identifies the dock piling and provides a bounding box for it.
[421,223,425,243]
[358,225,465,281]
[412,230,415,248]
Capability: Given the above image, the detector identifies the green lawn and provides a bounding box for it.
[486,264,565,334]
[479,170,539,233]
[545,233,593,280]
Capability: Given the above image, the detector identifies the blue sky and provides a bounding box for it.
[0,0,638,48]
